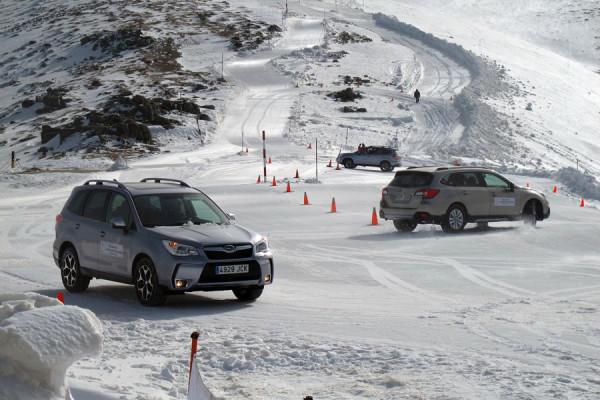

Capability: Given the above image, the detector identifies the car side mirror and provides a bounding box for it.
[504,184,514,192]
[110,217,127,230]
[227,213,236,222]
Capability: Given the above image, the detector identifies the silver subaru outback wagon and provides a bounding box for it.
[53,178,273,306]
[380,166,550,233]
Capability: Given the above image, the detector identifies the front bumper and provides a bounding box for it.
[169,255,274,292]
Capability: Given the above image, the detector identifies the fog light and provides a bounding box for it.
[175,280,188,288]
[264,275,271,283]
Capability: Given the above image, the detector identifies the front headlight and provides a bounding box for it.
[162,240,199,256]
[255,239,269,254]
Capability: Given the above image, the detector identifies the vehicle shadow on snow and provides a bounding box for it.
[349,224,520,241]
[36,286,253,319]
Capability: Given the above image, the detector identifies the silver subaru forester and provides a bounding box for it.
[53,178,273,306]
[380,166,550,233]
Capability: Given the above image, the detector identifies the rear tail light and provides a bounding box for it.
[382,188,388,197]
[393,155,399,160]
[414,189,440,199]
[55,214,62,230]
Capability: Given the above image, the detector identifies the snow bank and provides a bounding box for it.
[0,293,103,400]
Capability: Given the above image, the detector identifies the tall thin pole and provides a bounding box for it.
[262,130,267,183]
[221,53,224,79]
[315,138,318,181]
[241,130,244,152]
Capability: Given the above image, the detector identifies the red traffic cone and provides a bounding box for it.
[57,292,64,304]
[450,96,453,100]
[336,163,340,170]
[331,197,337,213]
[268,157,272,164]
[303,192,309,205]
[400,88,404,93]
[327,159,332,167]
[295,83,298,88]
[391,98,394,101]
[580,198,585,207]
[246,148,248,153]
[455,161,460,166]
[286,183,291,193]
[371,207,378,225]
[553,186,557,193]
[527,183,529,188]
[308,143,312,149]
[257,175,261,183]
[320,84,323,88]
[295,169,299,178]
[272,176,277,186]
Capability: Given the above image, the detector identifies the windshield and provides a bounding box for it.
[133,192,229,227]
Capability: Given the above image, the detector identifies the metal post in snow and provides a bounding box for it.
[263,130,267,183]
[315,138,318,181]
[241,130,244,153]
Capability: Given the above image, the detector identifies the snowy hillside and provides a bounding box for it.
[1,0,600,399]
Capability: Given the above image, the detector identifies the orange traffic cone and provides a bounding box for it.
[303,192,309,205]
[527,183,529,188]
[295,169,299,178]
[455,161,460,166]
[257,175,261,183]
[371,207,378,225]
[268,157,272,164]
[580,198,585,207]
[331,197,337,213]
[327,159,332,167]
[336,163,340,170]
[450,96,453,100]
[57,292,64,304]
[308,143,312,149]
[246,148,248,153]
[295,83,298,88]
[286,182,291,193]
[553,186,557,193]
[272,176,277,186]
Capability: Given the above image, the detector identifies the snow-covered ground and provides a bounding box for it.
[1,0,599,399]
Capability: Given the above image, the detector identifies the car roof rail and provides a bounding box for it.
[140,178,190,187]
[83,179,126,189]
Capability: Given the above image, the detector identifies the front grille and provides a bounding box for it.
[203,243,253,260]
[199,260,261,283]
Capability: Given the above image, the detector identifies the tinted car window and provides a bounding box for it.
[82,190,109,221]
[106,193,132,226]
[66,190,89,216]
[389,172,434,188]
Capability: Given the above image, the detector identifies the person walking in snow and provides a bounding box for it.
[414,89,420,103]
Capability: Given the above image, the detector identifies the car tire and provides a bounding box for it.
[343,158,356,169]
[233,286,264,301]
[523,200,537,226]
[441,204,467,233]
[60,247,91,292]
[134,257,167,306]
[380,161,392,171]
[393,220,417,232]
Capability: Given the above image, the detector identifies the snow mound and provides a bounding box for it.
[108,155,129,171]
[0,293,103,400]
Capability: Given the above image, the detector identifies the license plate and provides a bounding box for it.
[216,264,249,275]
[393,194,411,201]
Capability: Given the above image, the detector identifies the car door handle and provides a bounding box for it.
[75,223,80,229]
[461,191,469,195]
[99,231,105,238]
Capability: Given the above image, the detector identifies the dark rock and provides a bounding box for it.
[21,99,35,108]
